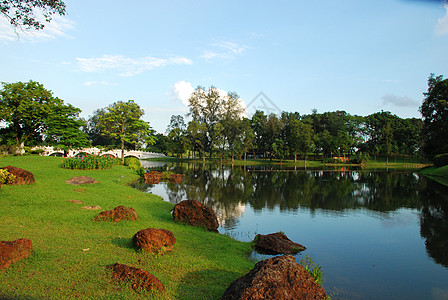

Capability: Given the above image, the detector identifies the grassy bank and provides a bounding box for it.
[0,156,253,299]
[146,156,427,170]
[419,165,448,186]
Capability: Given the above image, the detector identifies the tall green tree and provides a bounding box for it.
[44,103,90,156]
[0,80,83,151]
[98,100,154,163]
[166,115,187,158]
[420,73,448,158]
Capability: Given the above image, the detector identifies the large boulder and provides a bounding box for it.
[0,238,33,270]
[93,206,138,222]
[65,176,98,185]
[0,166,35,185]
[220,255,327,300]
[132,228,176,254]
[254,232,306,255]
[172,199,219,232]
[107,263,165,293]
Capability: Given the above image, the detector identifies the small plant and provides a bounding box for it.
[61,155,120,170]
[124,156,142,170]
[0,169,16,184]
[299,254,324,285]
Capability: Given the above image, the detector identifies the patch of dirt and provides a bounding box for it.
[67,199,83,204]
[82,206,101,210]
[65,176,99,186]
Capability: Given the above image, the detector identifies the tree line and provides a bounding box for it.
[1,74,447,163]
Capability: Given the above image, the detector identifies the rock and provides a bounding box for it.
[0,166,35,185]
[132,228,176,254]
[144,171,162,184]
[254,232,306,255]
[0,238,33,270]
[220,255,327,300]
[82,205,101,210]
[172,199,219,232]
[65,176,98,185]
[93,206,138,222]
[107,263,165,293]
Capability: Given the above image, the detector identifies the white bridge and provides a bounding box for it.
[34,146,166,160]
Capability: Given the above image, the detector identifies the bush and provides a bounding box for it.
[61,155,120,170]
[351,153,369,164]
[124,157,141,170]
[322,158,340,164]
[433,153,448,167]
[0,169,16,184]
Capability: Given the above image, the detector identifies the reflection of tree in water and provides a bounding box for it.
[419,178,448,268]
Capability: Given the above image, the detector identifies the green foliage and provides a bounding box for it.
[0,169,16,184]
[60,155,120,170]
[299,254,324,285]
[98,100,155,163]
[0,0,66,31]
[123,156,142,170]
[433,153,448,167]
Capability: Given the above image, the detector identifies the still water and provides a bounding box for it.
[136,161,448,300]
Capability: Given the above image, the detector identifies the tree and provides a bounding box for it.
[188,86,244,158]
[166,115,186,158]
[1,0,66,31]
[240,118,254,161]
[84,108,119,147]
[0,80,71,150]
[44,103,90,156]
[98,100,154,163]
[420,73,448,158]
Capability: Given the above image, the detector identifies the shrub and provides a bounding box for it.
[433,153,448,167]
[124,157,142,170]
[299,254,324,285]
[61,155,120,170]
[0,169,16,184]
[351,153,369,164]
[322,158,340,164]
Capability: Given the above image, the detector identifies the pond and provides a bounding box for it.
[135,161,448,300]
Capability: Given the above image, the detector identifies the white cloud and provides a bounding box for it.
[84,81,115,87]
[169,80,195,106]
[382,94,419,107]
[76,55,192,76]
[435,4,448,36]
[201,40,247,60]
[0,14,74,42]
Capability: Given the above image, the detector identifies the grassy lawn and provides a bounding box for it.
[0,156,254,299]
[419,165,448,186]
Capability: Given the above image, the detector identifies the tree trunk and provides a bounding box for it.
[121,138,125,164]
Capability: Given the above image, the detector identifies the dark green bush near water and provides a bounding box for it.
[61,155,120,170]
[433,153,448,167]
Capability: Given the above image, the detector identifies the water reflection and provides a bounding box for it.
[134,162,448,271]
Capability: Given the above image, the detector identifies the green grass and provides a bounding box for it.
[419,165,448,187]
[0,156,253,299]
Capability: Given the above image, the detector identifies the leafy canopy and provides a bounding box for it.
[0,0,66,31]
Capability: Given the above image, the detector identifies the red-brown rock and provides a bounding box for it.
[172,199,219,232]
[220,255,327,300]
[132,228,176,254]
[254,232,306,255]
[144,171,162,184]
[93,206,138,222]
[0,166,35,185]
[107,263,165,293]
[0,238,33,270]
[65,176,98,185]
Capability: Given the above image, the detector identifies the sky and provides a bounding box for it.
[1,0,447,133]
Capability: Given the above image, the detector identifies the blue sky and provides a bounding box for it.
[1,0,447,133]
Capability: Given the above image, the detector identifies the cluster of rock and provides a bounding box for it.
[1,166,327,298]
[144,170,184,184]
